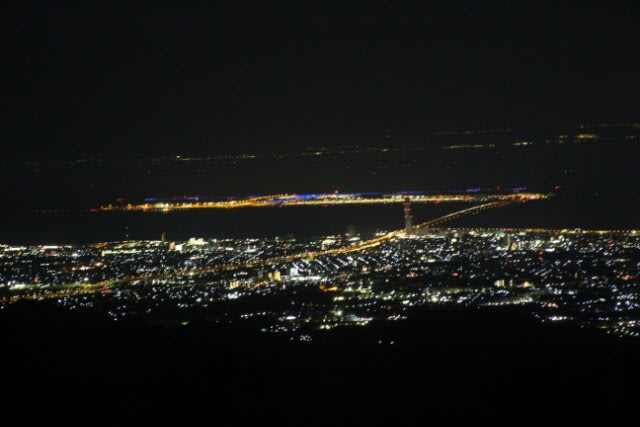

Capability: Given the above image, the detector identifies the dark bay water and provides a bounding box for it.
[1,204,455,245]
[2,196,638,245]
[2,140,639,244]
[448,196,640,231]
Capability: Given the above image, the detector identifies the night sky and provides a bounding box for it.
[3,1,639,158]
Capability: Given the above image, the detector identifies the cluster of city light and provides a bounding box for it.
[2,202,508,305]
[54,202,516,298]
[7,190,640,340]
[3,223,640,339]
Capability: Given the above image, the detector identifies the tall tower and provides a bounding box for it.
[403,196,413,234]
[505,233,512,250]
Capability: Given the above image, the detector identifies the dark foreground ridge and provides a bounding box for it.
[2,302,639,423]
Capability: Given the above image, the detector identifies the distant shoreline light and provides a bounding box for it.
[94,191,550,213]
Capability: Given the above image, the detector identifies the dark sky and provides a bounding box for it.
[3,1,639,158]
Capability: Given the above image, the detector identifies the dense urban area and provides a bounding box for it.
[3,227,639,340]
